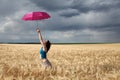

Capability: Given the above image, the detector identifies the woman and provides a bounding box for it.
[36,28,52,68]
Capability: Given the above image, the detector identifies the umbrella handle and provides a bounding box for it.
[36,21,39,27]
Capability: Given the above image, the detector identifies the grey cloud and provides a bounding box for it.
[30,0,120,13]
[71,0,120,13]
[0,0,120,43]
[58,9,80,17]
[29,0,120,32]
[46,24,84,31]
[39,15,85,31]
[29,0,72,11]
[0,0,25,18]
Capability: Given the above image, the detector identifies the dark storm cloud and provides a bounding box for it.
[0,0,17,17]
[59,12,79,18]
[0,0,120,43]
[0,0,38,42]
[29,0,72,11]
[58,9,80,17]
[30,0,120,12]
[71,0,120,13]
[45,24,84,31]
[0,0,25,18]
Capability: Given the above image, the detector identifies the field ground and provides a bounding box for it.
[0,44,120,80]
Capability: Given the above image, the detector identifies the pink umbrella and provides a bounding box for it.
[22,11,50,21]
[22,11,51,28]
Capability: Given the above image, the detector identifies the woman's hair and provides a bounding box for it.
[46,40,51,52]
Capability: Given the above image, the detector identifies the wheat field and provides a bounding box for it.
[0,44,120,80]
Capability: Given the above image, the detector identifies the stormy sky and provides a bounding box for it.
[0,0,120,43]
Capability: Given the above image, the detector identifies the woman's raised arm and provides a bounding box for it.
[36,28,46,50]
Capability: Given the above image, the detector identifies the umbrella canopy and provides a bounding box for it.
[22,11,50,21]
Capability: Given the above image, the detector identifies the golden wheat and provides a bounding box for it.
[0,44,120,80]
